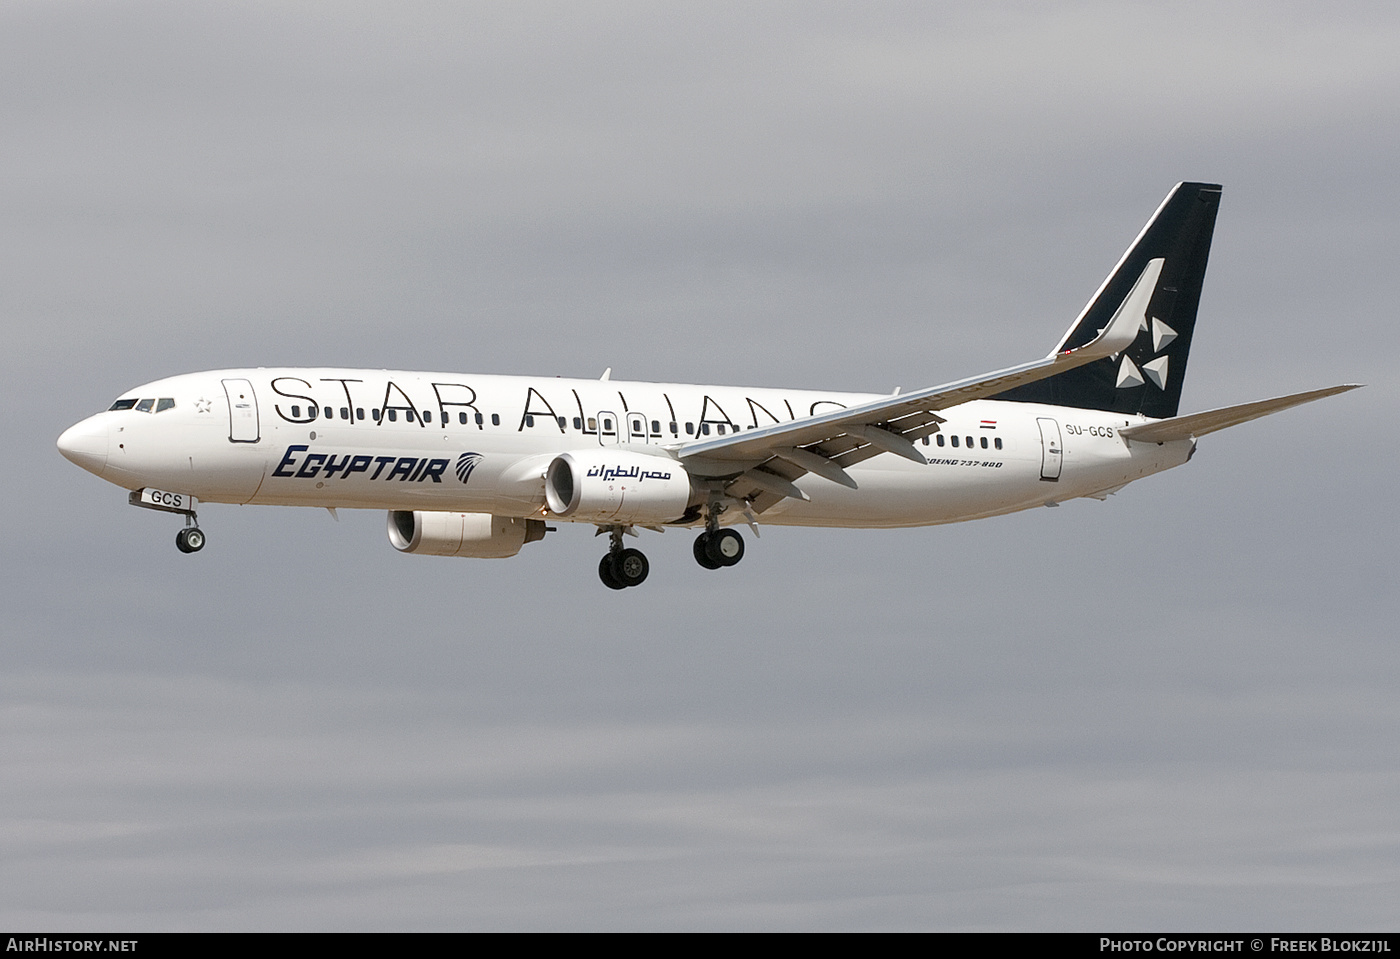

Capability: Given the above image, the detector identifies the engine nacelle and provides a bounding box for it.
[544,449,692,525]
[387,510,546,559]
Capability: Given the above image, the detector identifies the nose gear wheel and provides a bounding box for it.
[175,527,206,553]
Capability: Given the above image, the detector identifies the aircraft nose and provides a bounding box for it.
[57,416,109,477]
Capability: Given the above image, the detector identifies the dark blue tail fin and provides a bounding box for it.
[993,182,1222,419]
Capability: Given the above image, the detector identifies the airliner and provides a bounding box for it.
[57,183,1357,589]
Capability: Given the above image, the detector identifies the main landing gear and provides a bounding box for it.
[598,526,649,590]
[693,498,745,570]
[594,503,748,590]
[693,528,743,569]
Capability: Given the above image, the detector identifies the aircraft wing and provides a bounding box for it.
[676,258,1161,509]
[1118,385,1361,444]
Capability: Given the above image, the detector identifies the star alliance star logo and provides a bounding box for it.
[1116,314,1177,391]
[195,397,213,413]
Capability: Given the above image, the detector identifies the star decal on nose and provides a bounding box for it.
[195,397,212,413]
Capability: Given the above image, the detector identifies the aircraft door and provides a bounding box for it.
[627,412,648,444]
[223,378,260,443]
[1037,417,1062,481]
[596,411,620,446]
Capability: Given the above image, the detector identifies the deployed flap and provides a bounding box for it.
[676,260,1163,508]
[1120,385,1361,443]
[679,268,1151,474]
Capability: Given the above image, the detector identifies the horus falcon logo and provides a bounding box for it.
[455,452,484,484]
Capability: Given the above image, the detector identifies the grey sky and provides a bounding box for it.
[3,0,1397,930]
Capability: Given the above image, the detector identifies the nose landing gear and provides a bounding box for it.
[129,488,206,554]
[175,525,206,553]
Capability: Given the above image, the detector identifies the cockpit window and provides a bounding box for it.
[109,397,176,413]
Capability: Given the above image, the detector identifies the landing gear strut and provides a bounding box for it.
[598,526,649,589]
[129,489,206,554]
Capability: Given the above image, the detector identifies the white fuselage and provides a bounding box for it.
[58,368,1194,528]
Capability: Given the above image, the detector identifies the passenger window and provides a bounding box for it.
[356,408,365,420]
[573,417,582,430]
[980,437,988,449]
[475,413,484,426]
[340,407,349,420]
[156,398,175,412]
[135,398,154,413]
[491,414,500,426]
[372,409,380,421]
[423,411,432,423]
[602,417,612,430]
[994,437,1002,450]
[701,423,710,435]
[670,422,678,435]
[717,424,726,435]
[951,435,959,447]
[458,412,467,424]
[308,406,318,421]
[587,417,597,431]
[921,435,928,446]
[387,410,397,422]
[651,420,660,434]
[557,417,567,429]
[685,422,694,435]
[965,436,973,447]
[936,434,945,447]
[323,407,332,419]
[108,399,138,411]
[406,410,417,423]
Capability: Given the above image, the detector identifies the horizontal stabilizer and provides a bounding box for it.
[1119,385,1361,443]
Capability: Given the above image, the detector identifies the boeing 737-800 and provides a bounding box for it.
[57,183,1357,588]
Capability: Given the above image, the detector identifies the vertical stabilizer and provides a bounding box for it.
[993,182,1222,418]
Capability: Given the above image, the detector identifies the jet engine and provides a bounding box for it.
[387,510,546,558]
[544,449,692,524]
